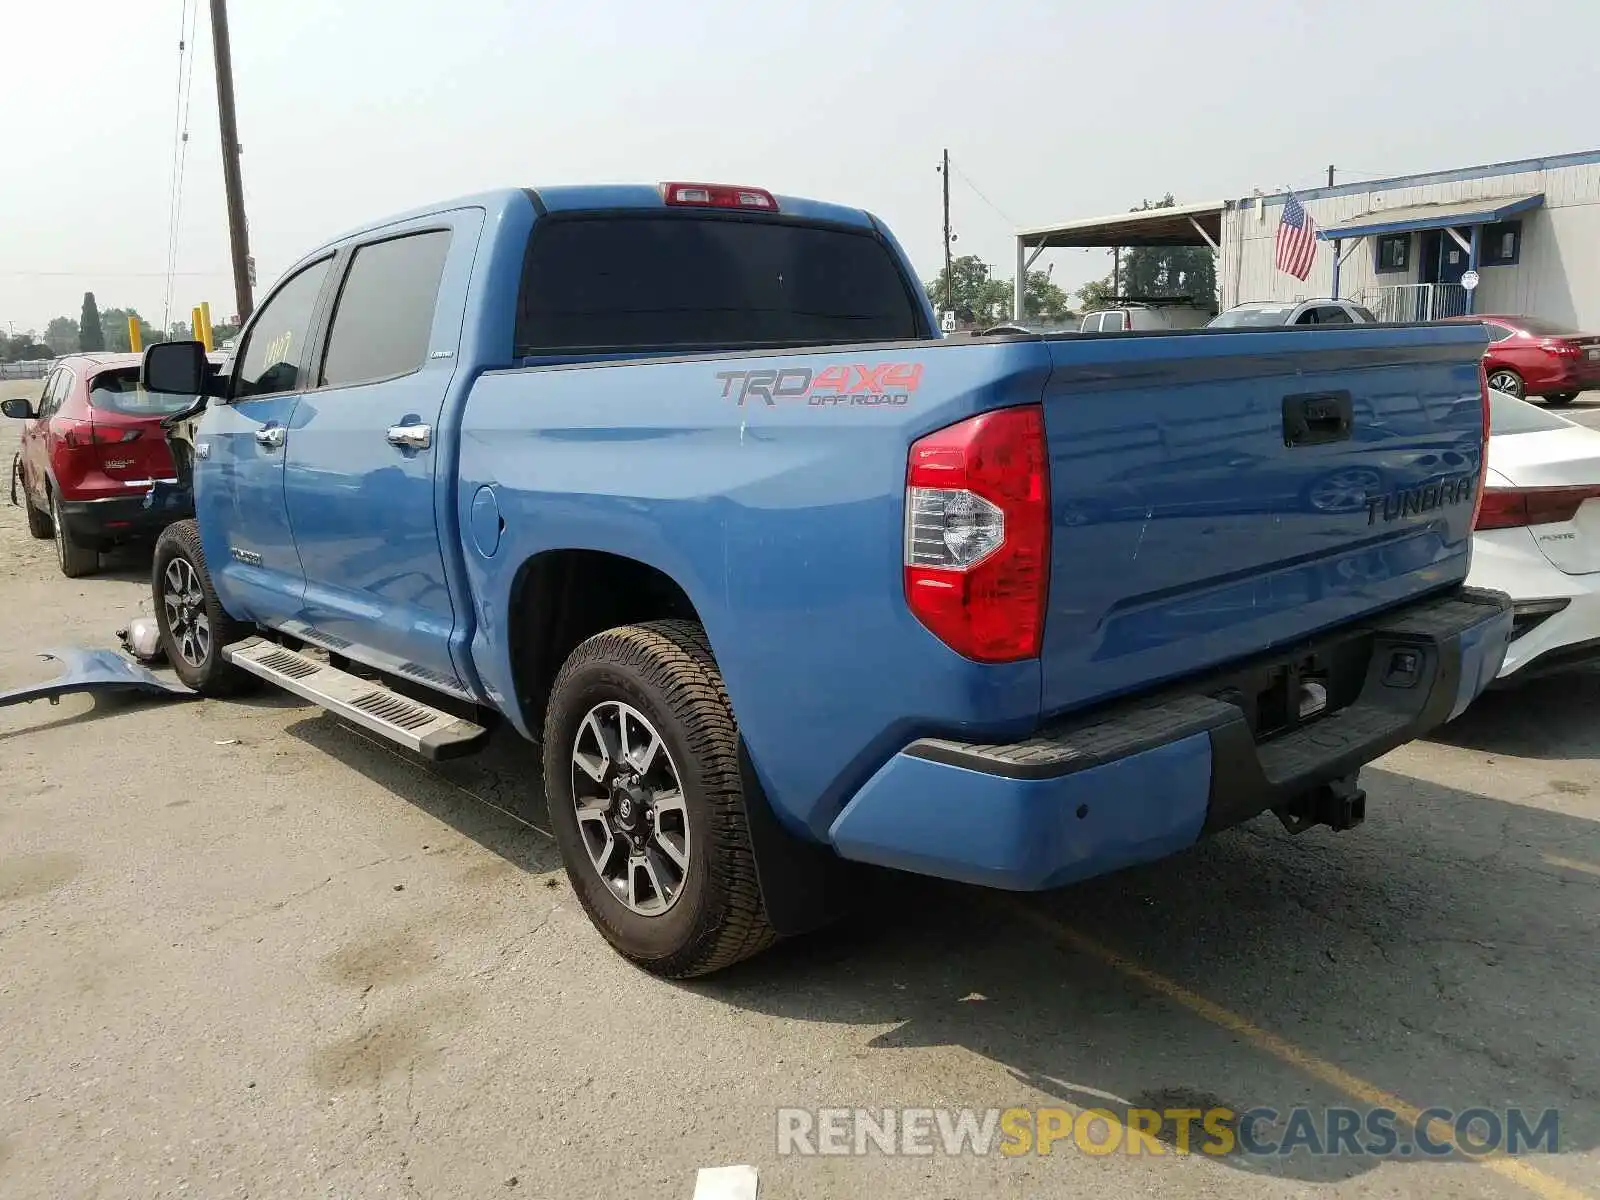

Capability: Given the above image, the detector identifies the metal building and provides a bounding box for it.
[1016,148,1600,329]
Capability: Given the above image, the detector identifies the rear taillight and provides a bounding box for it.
[904,405,1050,662]
[660,182,778,211]
[1475,484,1600,530]
[62,426,140,448]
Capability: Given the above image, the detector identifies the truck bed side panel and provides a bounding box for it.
[457,340,1052,839]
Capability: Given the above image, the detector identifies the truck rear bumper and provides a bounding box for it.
[827,587,1512,890]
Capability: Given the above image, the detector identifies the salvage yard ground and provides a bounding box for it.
[1,379,1598,1199]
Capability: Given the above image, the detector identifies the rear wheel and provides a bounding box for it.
[152,520,256,695]
[25,492,52,539]
[1486,368,1524,399]
[1546,391,1579,407]
[49,491,98,578]
[542,619,777,977]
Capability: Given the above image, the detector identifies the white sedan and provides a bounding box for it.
[1468,389,1600,681]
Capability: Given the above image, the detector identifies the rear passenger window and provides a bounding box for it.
[234,258,333,399]
[1317,306,1353,324]
[321,230,452,388]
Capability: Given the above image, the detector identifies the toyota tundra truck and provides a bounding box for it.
[135,181,1512,977]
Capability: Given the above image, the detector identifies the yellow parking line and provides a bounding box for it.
[1004,899,1590,1200]
[1543,855,1600,879]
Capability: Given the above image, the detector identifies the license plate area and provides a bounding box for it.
[1210,634,1373,743]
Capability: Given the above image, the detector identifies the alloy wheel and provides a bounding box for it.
[570,700,691,916]
[162,556,211,669]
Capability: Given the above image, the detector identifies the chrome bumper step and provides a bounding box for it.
[224,638,487,759]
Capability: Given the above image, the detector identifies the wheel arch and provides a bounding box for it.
[505,548,703,740]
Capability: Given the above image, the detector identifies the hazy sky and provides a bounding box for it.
[3,0,1596,335]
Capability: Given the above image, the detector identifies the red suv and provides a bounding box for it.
[1442,314,1600,406]
[4,353,197,577]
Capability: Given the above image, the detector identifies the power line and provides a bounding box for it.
[4,270,232,278]
[947,158,1019,229]
[162,0,202,330]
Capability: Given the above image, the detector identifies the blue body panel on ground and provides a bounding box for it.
[187,183,1510,895]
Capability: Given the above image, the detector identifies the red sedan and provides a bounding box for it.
[1442,314,1600,406]
[3,353,197,577]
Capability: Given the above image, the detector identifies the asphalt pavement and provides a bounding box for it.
[1,381,1597,1199]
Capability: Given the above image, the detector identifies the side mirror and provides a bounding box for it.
[141,340,210,397]
[0,397,36,419]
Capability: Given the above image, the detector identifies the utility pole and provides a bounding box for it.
[941,148,953,317]
[1112,247,1120,298]
[210,0,254,322]
[1327,164,1335,188]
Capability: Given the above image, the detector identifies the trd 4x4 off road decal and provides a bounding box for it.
[715,363,924,407]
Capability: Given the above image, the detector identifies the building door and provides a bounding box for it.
[1417,230,1469,318]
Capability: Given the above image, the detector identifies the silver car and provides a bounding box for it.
[1209,299,1378,327]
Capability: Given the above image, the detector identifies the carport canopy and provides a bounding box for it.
[1012,200,1225,319]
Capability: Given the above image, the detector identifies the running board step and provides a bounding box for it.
[223,638,488,760]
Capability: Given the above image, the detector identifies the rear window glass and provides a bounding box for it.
[1488,388,1571,435]
[515,215,923,353]
[1209,306,1292,327]
[87,367,196,416]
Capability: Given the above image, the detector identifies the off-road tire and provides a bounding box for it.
[50,491,97,578]
[542,619,778,977]
[152,519,257,696]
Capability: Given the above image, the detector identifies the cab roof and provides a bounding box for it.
[308,185,880,259]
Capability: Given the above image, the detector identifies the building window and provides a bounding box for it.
[1375,234,1411,273]
[1480,221,1521,266]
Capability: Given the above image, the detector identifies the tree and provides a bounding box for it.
[925,255,1015,325]
[1,332,53,361]
[44,316,78,355]
[1075,194,1218,313]
[1075,274,1120,312]
[1119,195,1216,305]
[98,308,164,353]
[79,293,105,351]
[1021,269,1075,324]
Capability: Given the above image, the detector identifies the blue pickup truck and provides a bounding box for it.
[139,181,1512,976]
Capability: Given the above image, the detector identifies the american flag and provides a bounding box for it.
[1275,193,1318,281]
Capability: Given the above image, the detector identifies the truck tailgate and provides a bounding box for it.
[1038,324,1490,716]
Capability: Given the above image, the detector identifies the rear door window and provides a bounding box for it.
[515,215,923,353]
[1316,305,1353,324]
[39,369,72,417]
[320,230,452,388]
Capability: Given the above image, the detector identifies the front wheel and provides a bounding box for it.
[1486,368,1524,399]
[152,520,257,695]
[542,619,777,977]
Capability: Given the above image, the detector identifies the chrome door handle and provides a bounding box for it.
[253,426,286,449]
[386,423,432,450]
